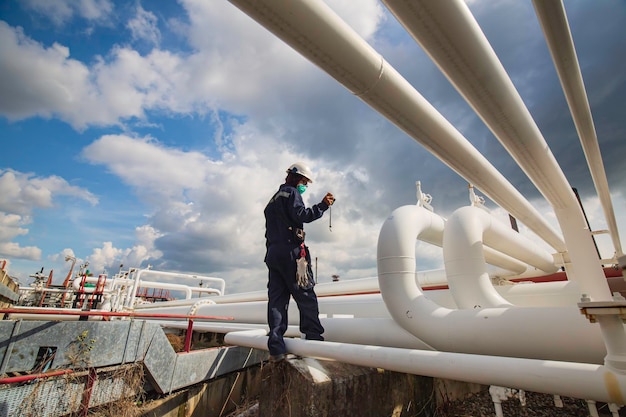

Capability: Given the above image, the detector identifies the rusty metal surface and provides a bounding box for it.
[0,319,267,414]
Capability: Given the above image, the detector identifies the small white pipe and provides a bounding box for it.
[127,269,225,307]
[587,400,600,417]
[73,276,220,304]
[7,314,85,321]
[18,287,72,294]
[224,330,626,404]
[136,279,220,297]
[553,395,563,408]
[126,269,226,307]
[133,269,226,295]
[492,401,503,417]
[609,403,622,417]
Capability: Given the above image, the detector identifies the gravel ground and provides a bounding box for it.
[226,391,625,417]
[439,390,624,417]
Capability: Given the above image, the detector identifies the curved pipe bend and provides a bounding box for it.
[443,205,557,309]
[377,205,608,364]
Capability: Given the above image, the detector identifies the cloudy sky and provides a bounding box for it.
[1,0,625,295]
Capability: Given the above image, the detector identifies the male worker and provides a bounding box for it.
[264,162,335,362]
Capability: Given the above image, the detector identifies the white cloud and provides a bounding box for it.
[0,212,30,241]
[127,5,161,46]
[85,225,163,274]
[0,2,386,130]
[21,0,114,26]
[0,169,97,261]
[0,23,92,123]
[81,134,209,197]
[0,22,188,128]
[48,248,77,264]
[325,0,385,40]
[0,169,98,214]
[0,241,41,260]
[75,125,404,292]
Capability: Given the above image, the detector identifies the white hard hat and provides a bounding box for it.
[286,162,314,183]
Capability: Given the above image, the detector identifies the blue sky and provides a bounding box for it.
[1,0,625,295]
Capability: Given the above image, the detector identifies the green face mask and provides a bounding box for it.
[297,184,307,194]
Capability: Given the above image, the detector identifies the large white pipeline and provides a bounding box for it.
[226,0,565,255]
[224,330,626,405]
[138,278,588,326]
[378,205,609,364]
[160,318,433,351]
[380,0,611,301]
[532,0,623,258]
[195,0,626,402]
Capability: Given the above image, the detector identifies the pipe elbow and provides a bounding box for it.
[377,205,447,328]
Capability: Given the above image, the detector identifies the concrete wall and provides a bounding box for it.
[140,365,264,417]
[140,358,487,417]
[259,358,435,417]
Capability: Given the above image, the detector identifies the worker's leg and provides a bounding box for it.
[292,286,324,340]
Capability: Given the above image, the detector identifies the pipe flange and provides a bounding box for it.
[188,298,216,316]
[578,300,626,323]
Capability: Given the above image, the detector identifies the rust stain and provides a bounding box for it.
[604,371,625,404]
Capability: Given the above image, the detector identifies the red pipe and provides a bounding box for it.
[80,368,98,416]
[0,369,73,385]
[0,308,233,321]
[184,319,194,352]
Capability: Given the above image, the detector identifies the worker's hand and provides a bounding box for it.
[322,192,335,206]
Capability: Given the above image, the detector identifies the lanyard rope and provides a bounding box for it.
[329,206,332,232]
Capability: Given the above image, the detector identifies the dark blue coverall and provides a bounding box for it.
[264,183,329,356]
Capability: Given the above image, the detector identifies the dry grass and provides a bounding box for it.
[16,330,145,417]
[87,364,145,417]
[165,332,185,352]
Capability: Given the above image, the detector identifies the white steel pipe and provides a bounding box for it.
[483,248,528,276]
[132,279,221,297]
[409,206,530,276]
[224,330,626,405]
[380,0,611,301]
[226,0,565,254]
[496,281,581,307]
[18,287,72,294]
[127,269,225,307]
[130,262,525,309]
[378,205,610,364]
[444,206,557,309]
[532,0,622,258]
[161,317,432,351]
[133,293,394,324]
[135,279,587,327]
[74,276,220,299]
[597,315,626,373]
[135,269,226,294]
